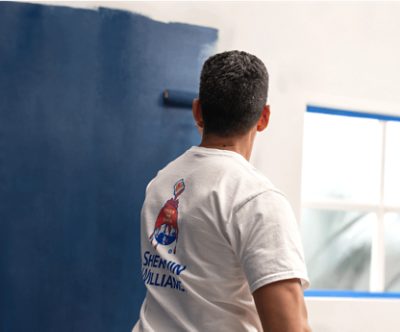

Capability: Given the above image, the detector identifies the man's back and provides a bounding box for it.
[133,146,308,332]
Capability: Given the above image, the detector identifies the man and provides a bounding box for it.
[133,50,310,332]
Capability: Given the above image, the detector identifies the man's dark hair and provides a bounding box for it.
[199,50,269,137]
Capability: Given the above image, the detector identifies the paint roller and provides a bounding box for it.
[163,89,197,109]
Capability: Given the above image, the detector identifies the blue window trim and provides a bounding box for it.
[307,105,400,122]
[305,290,400,299]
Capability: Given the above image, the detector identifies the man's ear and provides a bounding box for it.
[256,105,270,132]
[192,98,204,129]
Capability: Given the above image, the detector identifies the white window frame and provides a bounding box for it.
[302,105,400,292]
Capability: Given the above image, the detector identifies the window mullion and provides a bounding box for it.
[369,120,387,292]
[302,200,379,212]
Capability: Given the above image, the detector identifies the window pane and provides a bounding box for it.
[384,122,400,206]
[301,208,373,291]
[302,113,382,203]
[385,213,400,292]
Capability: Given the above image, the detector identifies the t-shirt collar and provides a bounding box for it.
[188,145,249,164]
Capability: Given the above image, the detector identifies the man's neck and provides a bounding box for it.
[199,131,256,161]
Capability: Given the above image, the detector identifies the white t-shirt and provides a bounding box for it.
[132,146,309,332]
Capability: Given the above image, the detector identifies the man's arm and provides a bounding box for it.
[253,278,311,332]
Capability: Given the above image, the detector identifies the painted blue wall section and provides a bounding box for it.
[0,2,217,331]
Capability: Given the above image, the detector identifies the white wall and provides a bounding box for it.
[30,1,400,331]
[306,297,400,332]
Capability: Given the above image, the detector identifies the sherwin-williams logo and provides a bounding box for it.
[149,179,185,254]
[142,251,186,292]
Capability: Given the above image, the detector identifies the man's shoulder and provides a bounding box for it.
[148,146,277,200]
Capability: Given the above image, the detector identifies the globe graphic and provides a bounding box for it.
[155,227,177,245]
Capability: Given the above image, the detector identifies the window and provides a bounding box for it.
[301,105,400,293]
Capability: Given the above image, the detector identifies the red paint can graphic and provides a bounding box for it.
[149,179,185,254]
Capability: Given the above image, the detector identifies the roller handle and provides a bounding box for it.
[163,89,197,109]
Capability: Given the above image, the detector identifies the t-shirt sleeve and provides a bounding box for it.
[227,190,310,293]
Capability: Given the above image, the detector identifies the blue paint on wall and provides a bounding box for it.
[0,2,217,331]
